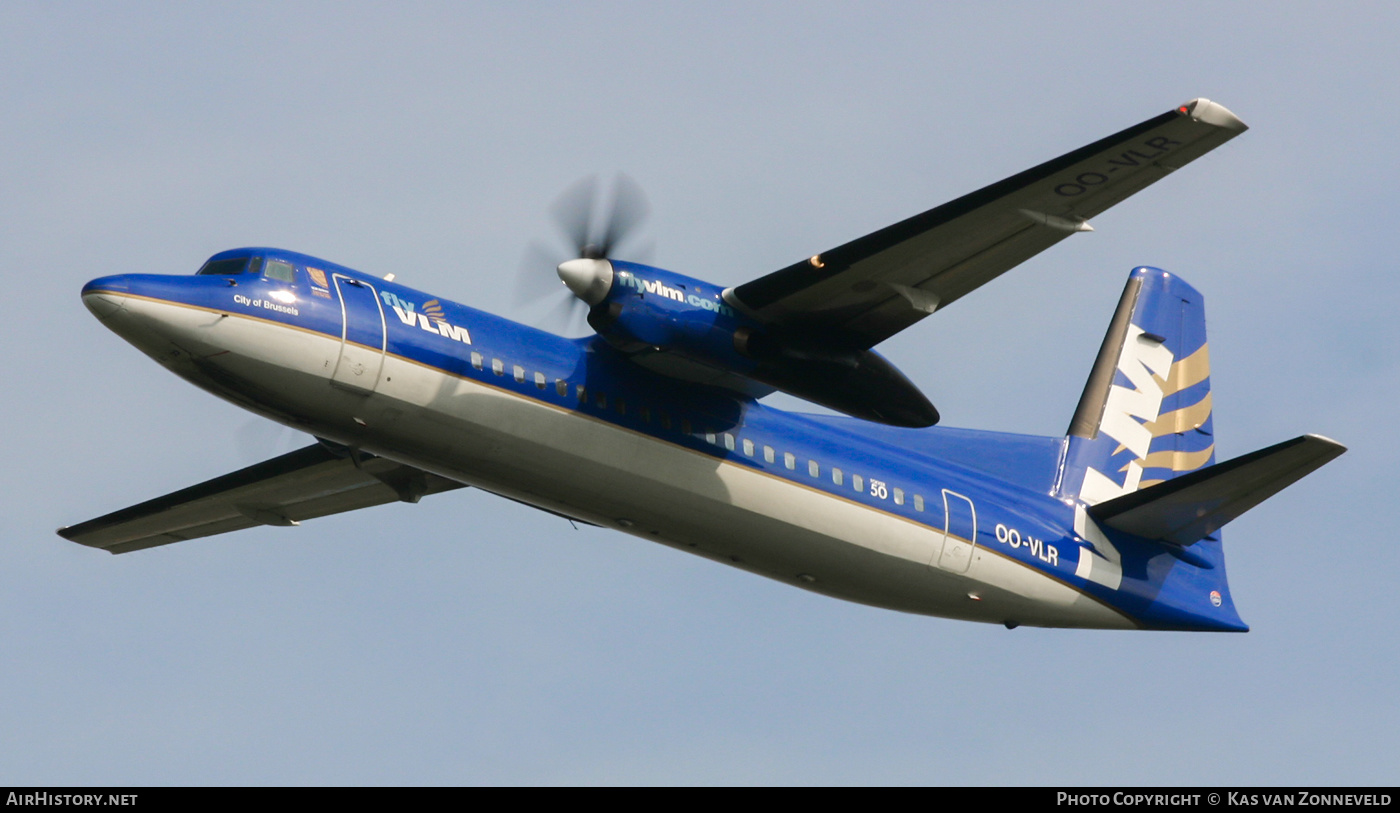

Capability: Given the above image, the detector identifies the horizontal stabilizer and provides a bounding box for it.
[58,444,467,554]
[1089,434,1345,546]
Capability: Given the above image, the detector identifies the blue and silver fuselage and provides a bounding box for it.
[80,247,1248,631]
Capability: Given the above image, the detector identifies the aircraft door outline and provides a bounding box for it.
[935,489,977,574]
[330,274,388,394]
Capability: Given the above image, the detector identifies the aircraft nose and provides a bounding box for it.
[82,275,132,320]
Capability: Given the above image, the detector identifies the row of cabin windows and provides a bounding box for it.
[712,432,926,512]
[469,352,681,428]
[468,351,929,514]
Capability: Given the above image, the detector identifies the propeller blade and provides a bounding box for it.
[550,175,600,258]
[514,240,569,306]
[544,292,590,336]
[515,174,654,333]
[597,173,649,258]
[234,420,307,464]
[625,238,656,268]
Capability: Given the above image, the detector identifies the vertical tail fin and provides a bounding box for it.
[1060,267,1215,504]
[1058,268,1342,631]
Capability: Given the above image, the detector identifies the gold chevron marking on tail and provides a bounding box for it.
[1122,444,1216,474]
[1144,391,1213,437]
[1111,392,1211,454]
[1154,343,1210,397]
[1109,345,1213,455]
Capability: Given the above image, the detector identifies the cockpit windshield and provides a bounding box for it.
[196,256,263,276]
[264,259,296,283]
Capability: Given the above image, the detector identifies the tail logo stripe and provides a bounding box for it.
[1143,391,1213,437]
[1097,325,1174,461]
[1154,343,1211,396]
[1129,444,1216,473]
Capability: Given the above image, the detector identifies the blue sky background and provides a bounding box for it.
[3,3,1396,785]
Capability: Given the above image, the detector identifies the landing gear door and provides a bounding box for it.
[331,275,387,394]
[935,490,977,574]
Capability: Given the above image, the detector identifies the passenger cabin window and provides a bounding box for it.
[808,460,819,478]
[784,452,796,470]
[535,372,547,390]
[513,365,525,384]
[196,257,253,276]
[471,352,483,370]
[832,468,844,486]
[742,439,754,456]
[264,259,296,284]
[763,446,776,464]
[853,474,864,493]
[913,494,925,512]
[492,359,504,376]
[556,379,568,396]
[893,487,905,506]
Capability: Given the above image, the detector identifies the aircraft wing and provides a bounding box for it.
[58,444,466,554]
[726,98,1247,348]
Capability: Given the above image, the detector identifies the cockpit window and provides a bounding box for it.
[196,257,253,276]
[264,259,296,283]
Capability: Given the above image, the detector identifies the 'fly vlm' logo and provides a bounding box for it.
[615,270,736,317]
[380,291,471,345]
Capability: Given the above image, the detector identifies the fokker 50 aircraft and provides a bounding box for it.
[63,98,1344,631]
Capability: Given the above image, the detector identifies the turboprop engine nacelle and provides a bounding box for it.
[557,259,939,427]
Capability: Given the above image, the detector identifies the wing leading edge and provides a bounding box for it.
[726,98,1247,348]
[58,444,467,554]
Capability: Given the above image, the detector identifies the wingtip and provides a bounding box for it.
[1180,98,1248,133]
[1303,433,1348,455]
